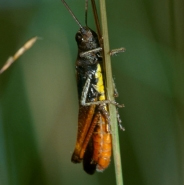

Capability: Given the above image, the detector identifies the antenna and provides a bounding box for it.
[61,0,84,29]
[85,0,88,26]
[91,0,102,39]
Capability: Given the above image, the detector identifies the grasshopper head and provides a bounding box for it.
[76,27,99,51]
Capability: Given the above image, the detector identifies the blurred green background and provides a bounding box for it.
[0,0,184,185]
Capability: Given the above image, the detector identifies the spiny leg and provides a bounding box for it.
[112,78,119,97]
[116,108,125,131]
[109,47,126,56]
[111,77,125,130]
[80,47,102,58]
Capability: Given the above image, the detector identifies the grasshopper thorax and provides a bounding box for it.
[75,26,100,52]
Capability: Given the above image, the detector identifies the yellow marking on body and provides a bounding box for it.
[95,64,106,101]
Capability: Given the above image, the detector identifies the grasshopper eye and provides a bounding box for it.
[75,33,83,43]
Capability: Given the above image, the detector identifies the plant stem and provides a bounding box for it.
[98,1,124,185]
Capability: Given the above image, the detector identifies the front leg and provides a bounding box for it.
[109,47,126,56]
[80,47,102,58]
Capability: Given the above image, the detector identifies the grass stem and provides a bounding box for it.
[98,1,124,185]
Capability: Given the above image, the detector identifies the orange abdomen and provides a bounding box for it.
[92,115,112,172]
